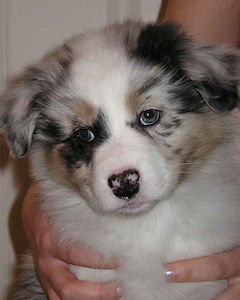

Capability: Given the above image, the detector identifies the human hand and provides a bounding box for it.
[165,247,240,300]
[22,182,119,300]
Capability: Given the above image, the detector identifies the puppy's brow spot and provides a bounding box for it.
[126,93,141,114]
[75,101,97,126]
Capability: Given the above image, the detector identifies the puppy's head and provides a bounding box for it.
[1,22,239,214]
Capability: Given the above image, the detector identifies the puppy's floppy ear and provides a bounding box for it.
[0,44,73,157]
[134,23,239,113]
[186,45,240,113]
[0,69,44,158]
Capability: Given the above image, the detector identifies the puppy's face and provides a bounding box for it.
[1,22,239,214]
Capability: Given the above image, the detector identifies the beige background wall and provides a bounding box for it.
[0,0,162,298]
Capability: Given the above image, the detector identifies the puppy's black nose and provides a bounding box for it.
[108,169,140,200]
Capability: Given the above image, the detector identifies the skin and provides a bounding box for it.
[22,1,240,298]
[160,0,240,47]
[165,249,240,300]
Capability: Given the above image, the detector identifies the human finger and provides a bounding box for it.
[47,289,61,300]
[229,275,240,286]
[214,279,240,300]
[37,272,61,300]
[165,247,240,282]
[39,258,118,300]
[53,241,119,270]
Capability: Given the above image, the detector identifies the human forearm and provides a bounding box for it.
[159,0,240,47]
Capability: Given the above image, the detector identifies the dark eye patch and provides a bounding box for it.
[59,111,109,168]
[60,133,92,167]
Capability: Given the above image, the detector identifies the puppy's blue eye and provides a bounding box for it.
[139,109,161,126]
[74,128,95,142]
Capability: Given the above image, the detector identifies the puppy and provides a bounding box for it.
[1,21,240,300]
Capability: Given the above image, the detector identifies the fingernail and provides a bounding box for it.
[165,268,175,282]
[117,287,122,298]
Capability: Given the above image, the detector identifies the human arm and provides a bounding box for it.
[160,0,240,47]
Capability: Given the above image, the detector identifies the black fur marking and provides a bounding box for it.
[194,80,239,113]
[35,116,65,142]
[161,118,182,129]
[134,23,189,72]
[60,111,109,168]
[171,83,206,114]
[159,131,173,137]
[162,141,173,149]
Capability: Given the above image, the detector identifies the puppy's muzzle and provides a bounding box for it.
[108,169,140,200]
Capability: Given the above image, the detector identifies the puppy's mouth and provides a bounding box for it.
[118,200,152,213]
